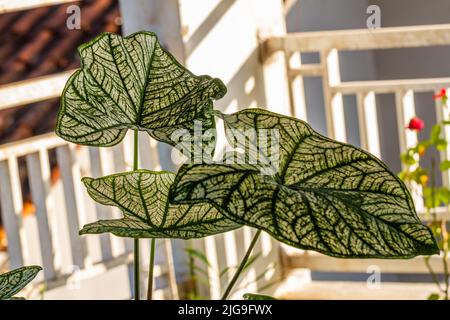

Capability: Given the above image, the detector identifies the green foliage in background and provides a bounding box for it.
[399,92,450,300]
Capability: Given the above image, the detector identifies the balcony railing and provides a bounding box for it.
[263,24,450,299]
[2,0,450,299]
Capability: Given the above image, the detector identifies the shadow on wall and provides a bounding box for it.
[184,0,237,58]
[215,48,267,113]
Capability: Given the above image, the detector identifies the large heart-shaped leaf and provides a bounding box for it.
[80,170,239,238]
[0,266,42,300]
[170,108,439,258]
[56,31,226,147]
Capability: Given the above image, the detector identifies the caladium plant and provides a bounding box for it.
[55,31,439,300]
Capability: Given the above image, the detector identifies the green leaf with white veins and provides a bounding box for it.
[56,31,226,147]
[80,170,239,238]
[170,108,439,258]
[0,266,42,300]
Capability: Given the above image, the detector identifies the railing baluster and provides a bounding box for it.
[88,147,113,261]
[23,213,44,281]
[26,150,57,280]
[189,238,210,298]
[0,157,26,269]
[99,147,126,258]
[110,142,134,254]
[395,89,424,211]
[223,231,238,284]
[436,88,450,188]
[122,131,135,172]
[204,235,221,299]
[258,231,279,288]
[213,234,229,291]
[51,165,71,272]
[227,228,253,299]
[138,132,161,170]
[321,49,346,141]
[163,239,180,299]
[287,51,308,121]
[56,145,87,269]
[395,90,418,155]
[242,227,258,293]
[357,91,381,158]
[75,145,103,264]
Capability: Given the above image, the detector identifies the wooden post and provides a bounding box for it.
[287,52,308,120]
[26,150,57,280]
[436,89,450,188]
[0,158,26,269]
[395,89,423,211]
[56,145,88,269]
[357,92,381,158]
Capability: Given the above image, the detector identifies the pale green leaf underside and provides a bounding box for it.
[243,293,276,300]
[170,108,439,258]
[56,31,226,147]
[80,170,239,238]
[0,266,42,300]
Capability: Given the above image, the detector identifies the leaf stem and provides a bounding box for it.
[424,256,444,294]
[221,230,262,300]
[134,239,140,299]
[147,238,156,300]
[133,130,140,300]
[441,218,449,300]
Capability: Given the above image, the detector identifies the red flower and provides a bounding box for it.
[406,117,425,131]
[434,88,447,100]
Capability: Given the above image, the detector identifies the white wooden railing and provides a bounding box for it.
[0,129,179,298]
[263,24,450,215]
[263,24,450,299]
[0,130,279,299]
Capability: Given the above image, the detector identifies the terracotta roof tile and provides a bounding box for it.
[0,0,121,143]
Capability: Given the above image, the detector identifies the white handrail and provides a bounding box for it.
[0,70,74,111]
[263,24,450,57]
[332,77,450,95]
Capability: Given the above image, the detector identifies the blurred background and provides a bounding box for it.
[1,0,450,299]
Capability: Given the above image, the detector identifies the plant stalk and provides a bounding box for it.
[441,218,449,300]
[133,130,140,300]
[221,230,262,300]
[147,238,156,300]
[424,256,444,293]
[430,157,445,294]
